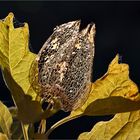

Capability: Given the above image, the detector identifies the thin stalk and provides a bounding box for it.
[46,114,82,138]
[21,122,29,140]
[38,119,46,134]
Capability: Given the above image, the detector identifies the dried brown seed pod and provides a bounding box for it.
[30,20,96,112]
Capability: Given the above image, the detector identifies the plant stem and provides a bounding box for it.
[21,122,29,140]
[38,119,46,134]
[45,114,82,138]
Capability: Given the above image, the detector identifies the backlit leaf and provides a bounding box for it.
[0,133,8,140]
[78,111,140,140]
[84,96,140,116]
[77,55,140,139]
[0,13,36,99]
[70,55,140,117]
[2,68,43,124]
[47,55,140,137]
[0,101,12,138]
[0,13,60,123]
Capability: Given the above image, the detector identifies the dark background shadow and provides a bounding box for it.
[0,1,140,139]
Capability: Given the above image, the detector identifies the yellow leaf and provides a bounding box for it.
[45,55,140,137]
[70,54,140,117]
[0,13,60,123]
[84,96,140,116]
[0,13,36,99]
[0,101,12,138]
[2,68,43,124]
[0,133,8,140]
[0,19,9,69]
[78,111,140,140]
[77,55,140,140]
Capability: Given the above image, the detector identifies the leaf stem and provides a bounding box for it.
[45,114,82,138]
[21,122,29,140]
[38,119,46,134]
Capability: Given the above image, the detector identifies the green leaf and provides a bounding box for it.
[0,101,12,138]
[78,110,140,140]
[0,133,8,140]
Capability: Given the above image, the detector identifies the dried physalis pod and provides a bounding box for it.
[31,20,96,112]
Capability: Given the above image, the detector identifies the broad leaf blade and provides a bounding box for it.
[0,101,12,138]
[0,13,37,100]
[0,13,60,123]
[0,133,8,140]
[78,111,140,140]
[0,19,9,69]
[71,55,140,117]
[84,96,140,116]
[46,55,140,137]
[77,55,140,139]
[2,69,43,124]
[45,55,140,137]
[0,13,44,123]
